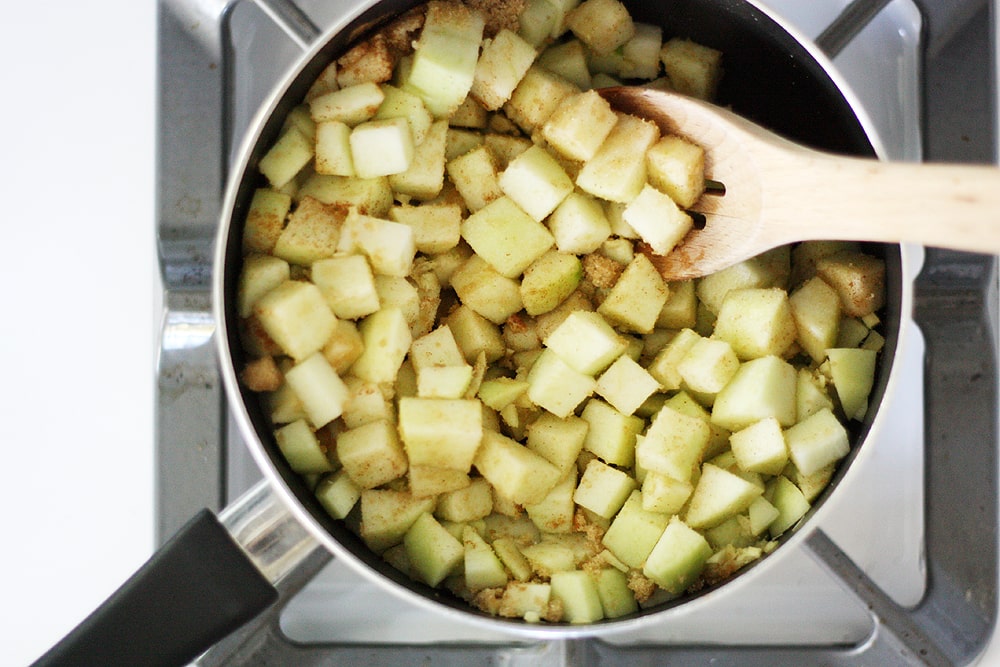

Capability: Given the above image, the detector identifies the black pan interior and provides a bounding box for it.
[222,0,903,626]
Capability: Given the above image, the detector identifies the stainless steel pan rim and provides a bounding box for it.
[212,0,913,637]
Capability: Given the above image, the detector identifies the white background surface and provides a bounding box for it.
[0,2,157,665]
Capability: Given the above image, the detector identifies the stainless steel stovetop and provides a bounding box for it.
[156,0,999,664]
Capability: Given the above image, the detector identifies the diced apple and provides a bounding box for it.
[273,196,345,266]
[350,306,412,384]
[637,406,710,482]
[580,398,644,467]
[576,113,659,203]
[311,254,380,320]
[676,336,739,397]
[526,468,577,533]
[595,354,661,416]
[446,304,506,363]
[349,117,415,178]
[461,196,554,278]
[471,29,537,111]
[258,126,313,189]
[388,200,462,254]
[284,352,350,428]
[826,347,877,421]
[711,355,798,431]
[398,396,483,471]
[729,417,788,476]
[450,255,525,324]
[336,418,408,489]
[747,496,780,536]
[643,516,712,595]
[789,276,842,363]
[237,254,290,318]
[574,458,637,519]
[298,173,394,217]
[314,469,361,520]
[815,250,886,318]
[360,488,437,553]
[623,184,693,256]
[713,287,797,361]
[548,191,612,255]
[338,210,416,278]
[474,429,562,505]
[550,570,604,623]
[436,477,494,523]
[659,38,723,100]
[597,253,669,334]
[519,251,583,317]
[503,65,580,134]
[526,412,589,472]
[389,118,449,201]
[404,1,486,118]
[526,348,597,418]
[784,407,850,476]
[602,490,670,568]
[463,525,509,591]
[646,135,705,209]
[243,188,291,255]
[274,418,334,474]
[314,120,355,176]
[593,567,638,619]
[541,90,618,162]
[537,39,592,89]
[309,81,385,125]
[253,280,337,360]
[684,463,764,529]
[544,310,626,375]
[404,512,465,587]
[695,247,791,315]
[498,145,574,222]
[565,0,635,55]
[446,144,502,211]
[766,475,811,538]
[641,472,693,515]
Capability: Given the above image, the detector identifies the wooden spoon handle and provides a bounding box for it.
[763,152,1000,254]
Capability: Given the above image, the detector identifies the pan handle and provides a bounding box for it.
[31,480,321,667]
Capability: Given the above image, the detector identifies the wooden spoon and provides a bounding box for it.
[600,86,1000,281]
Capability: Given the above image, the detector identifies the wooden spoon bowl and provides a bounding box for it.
[601,86,1000,281]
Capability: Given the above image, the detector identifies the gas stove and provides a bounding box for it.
[156,0,999,664]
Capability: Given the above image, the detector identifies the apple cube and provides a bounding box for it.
[597,254,669,334]
[541,90,618,162]
[336,419,408,489]
[471,29,537,111]
[729,417,788,476]
[711,355,798,431]
[243,188,291,255]
[646,327,701,391]
[602,490,670,568]
[747,496,780,536]
[785,407,850,476]
[519,251,583,317]
[659,38,723,100]
[388,200,462,254]
[349,117,415,178]
[350,307,412,384]
[574,458,637,519]
[237,254,290,318]
[525,468,577,533]
[435,477,494,523]
[695,247,791,315]
[580,398,644,467]
[338,211,416,278]
[766,475,811,538]
[493,540,534,584]
[398,397,482,471]
[643,516,712,595]
[517,0,559,46]
[404,512,465,587]
[314,120,355,176]
[498,145,574,222]
[789,276,842,363]
[474,429,562,505]
[477,377,530,411]
[550,570,604,623]
[284,352,350,428]
[308,81,385,125]
[311,255,380,320]
[565,0,635,55]
[340,377,391,429]
[274,418,334,474]
[796,367,835,422]
[641,472,693,515]
[548,192,612,255]
[258,126,313,189]
[537,39,592,88]
[526,412,589,473]
[576,114,659,203]
[388,118,448,201]
[713,287,797,360]
[595,354,661,416]
[360,488,437,553]
[446,304,506,363]
[503,65,580,134]
[637,406,710,482]
[676,336,739,396]
[463,525,509,591]
[298,173,394,217]
[273,196,345,266]
[544,310,627,375]
[253,280,336,360]
[461,196,554,278]
[314,469,361,520]
[593,567,638,619]
[501,581,552,621]
[815,250,886,318]
[526,348,597,418]
[450,255,524,324]
[623,184,694,256]
[826,347,877,421]
[446,144,502,211]
[646,134,705,209]
[404,1,485,118]
[684,463,764,529]
[619,22,663,80]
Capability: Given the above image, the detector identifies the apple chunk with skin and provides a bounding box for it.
[474,429,562,505]
[642,516,713,595]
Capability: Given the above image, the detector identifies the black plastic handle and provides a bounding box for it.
[32,509,278,667]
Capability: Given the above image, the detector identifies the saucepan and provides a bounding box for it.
[34,0,911,664]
